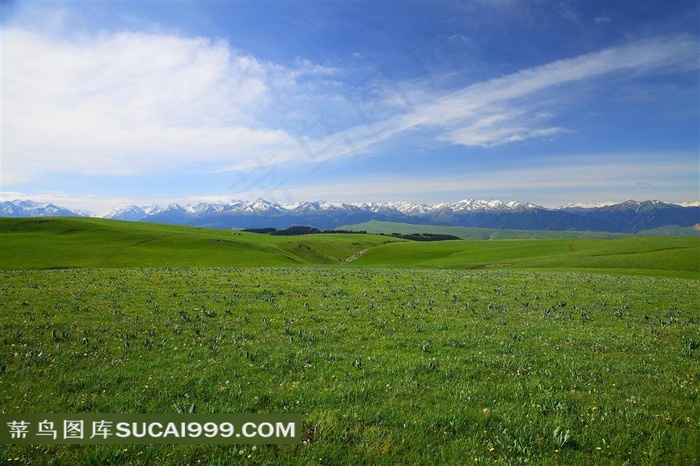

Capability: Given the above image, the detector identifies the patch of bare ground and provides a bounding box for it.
[344,248,369,264]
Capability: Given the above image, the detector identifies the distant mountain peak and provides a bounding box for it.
[2,198,697,234]
[1,199,88,218]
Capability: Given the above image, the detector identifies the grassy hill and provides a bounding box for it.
[338,220,700,239]
[0,217,399,269]
[349,236,699,278]
[1,217,698,277]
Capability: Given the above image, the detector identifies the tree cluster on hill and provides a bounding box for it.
[241,228,277,234]
[242,226,368,236]
[271,226,320,236]
[384,232,461,241]
[241,226,459,241]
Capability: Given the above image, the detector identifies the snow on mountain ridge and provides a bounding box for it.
[384,201,433,215]
[105,204,166,219]
[1,199,88,218]
[105,205,145,220]
[3,198,697,229]
[559,199,676,209]
[184,202,228,214]
[144,205,165,215]
[102,198,544,218]
[427,198,542,212]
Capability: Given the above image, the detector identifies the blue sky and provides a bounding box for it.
[1,0,698,214]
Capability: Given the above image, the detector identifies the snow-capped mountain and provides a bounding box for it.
[104,198,537,221]
[286,201,351,213]
[97,198,698,233]
[0,200,89,218]
[105,205,146,221]
[105,204,164,220]
[2,198,698,233]
[434,199,541,213]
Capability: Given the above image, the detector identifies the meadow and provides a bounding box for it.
[0,218,398,269]
[1,218,699,464]
[1,218,698,278]
[338,220,700,240]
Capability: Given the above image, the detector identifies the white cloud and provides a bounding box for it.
[2,28,698,188]
[306,33,699,158]
[441,112,565,147]
[413,34,697,141]
[1,28,308,184]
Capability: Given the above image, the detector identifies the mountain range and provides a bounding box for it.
[0,199,92,218]
[2,198,698,233]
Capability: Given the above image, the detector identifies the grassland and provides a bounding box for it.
[349,236,700,278]
[339,220,700,239]
[1,217,699,464]
[0,218,400,269]
[338,220,633,240]
[1,268,698,464]
[1,217,698,278]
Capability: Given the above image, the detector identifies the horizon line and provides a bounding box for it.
[2,196,699,218]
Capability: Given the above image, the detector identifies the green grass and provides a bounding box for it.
[337,220,632,240]
[1,268,698,464]
[0,217,399,269]
[1,217,698,277]
[339,220,700,239]
[1,217,699,464]
[349,236,699,278]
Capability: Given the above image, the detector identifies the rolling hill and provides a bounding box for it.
[0,217,398,269]
[347,236,700,278]
[338,220,700,239]
[1,217,698,277]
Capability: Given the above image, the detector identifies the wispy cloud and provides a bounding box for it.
[294,33,698,164]
[2,27,698,187]
[352,33,698,153]
[439,112,565,147]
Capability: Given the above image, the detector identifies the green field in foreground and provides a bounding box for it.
[1,217,698,464]
[1,268,699,465]
[1,217,698,277]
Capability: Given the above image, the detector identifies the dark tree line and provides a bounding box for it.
[241,227,460,241]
